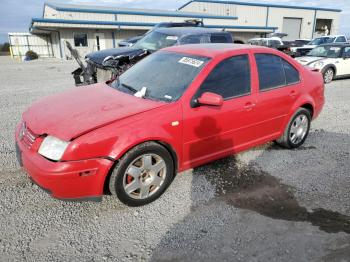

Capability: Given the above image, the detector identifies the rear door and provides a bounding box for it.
[252,52,301,138]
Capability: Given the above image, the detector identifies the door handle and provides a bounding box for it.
[244,102,256,111]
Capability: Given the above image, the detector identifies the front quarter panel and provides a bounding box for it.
[61,102,183,168]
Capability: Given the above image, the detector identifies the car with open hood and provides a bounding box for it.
[295,43,350,83]
[16,44,324,206]
[70,27,233,86]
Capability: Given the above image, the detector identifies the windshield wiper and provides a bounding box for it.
[121,83,137,93]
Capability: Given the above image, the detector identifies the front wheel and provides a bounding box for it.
[109,142,175,206]
[276,108,311,149]
[323,68,334,84]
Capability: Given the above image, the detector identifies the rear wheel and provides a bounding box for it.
[109,142,174,206]
[276,108,311,149]
[323,68,334,84]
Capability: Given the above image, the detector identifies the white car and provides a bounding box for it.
[295,44,350,83]
[293,35,348,57]
[248,37,283,47]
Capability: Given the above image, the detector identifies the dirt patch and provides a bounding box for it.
[200,157,350,234]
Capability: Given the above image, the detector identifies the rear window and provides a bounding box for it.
[210,34,229,43]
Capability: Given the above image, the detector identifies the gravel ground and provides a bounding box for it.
[0,56,349,262]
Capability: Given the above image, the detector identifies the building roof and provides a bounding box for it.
[30,17,278,33]
[45,2,238,20]
[178,0,342,13]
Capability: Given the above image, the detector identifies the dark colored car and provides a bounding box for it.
[118,36,143,47]
[117,20,204,47]
[71,27,233,85]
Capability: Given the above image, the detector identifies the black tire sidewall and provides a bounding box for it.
[286,109,311,148]
[110,143,174,206]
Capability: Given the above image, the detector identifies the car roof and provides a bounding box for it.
[153,27,227,36]
[163,43,268,58]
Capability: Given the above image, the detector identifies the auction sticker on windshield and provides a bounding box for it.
[179,57,204,67]
[166,36,178,41]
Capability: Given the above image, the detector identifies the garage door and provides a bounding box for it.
[282,18,302,41]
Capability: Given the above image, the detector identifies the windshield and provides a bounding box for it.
[308,37,335,45]
[307,46,342,58]
[111,51,210,102]
[132,31,179,51]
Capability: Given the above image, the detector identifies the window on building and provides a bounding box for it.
[196,55,251,99]
[255,54,286,90]
[74,33,88,47]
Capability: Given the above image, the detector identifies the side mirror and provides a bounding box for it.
[343,54,350,60]
[197,92,223,107]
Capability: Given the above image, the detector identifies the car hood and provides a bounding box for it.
[86,47,146,66]
[296,56,336,66]
[23,83,165,141]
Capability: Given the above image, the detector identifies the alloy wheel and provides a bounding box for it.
[122,153,167,199]
[289,114,309,145]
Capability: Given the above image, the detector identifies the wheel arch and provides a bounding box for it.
[103,139,179,194]
[322,64,337,76]
[300,103,314,118]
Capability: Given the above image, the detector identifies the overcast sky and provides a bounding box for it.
[0,0,349,43]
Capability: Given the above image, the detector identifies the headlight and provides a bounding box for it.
[313,61,324,68]
[38,136,70,161]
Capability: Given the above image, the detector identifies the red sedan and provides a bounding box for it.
[15,44,325,206]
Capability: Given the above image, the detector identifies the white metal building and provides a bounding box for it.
[9,0,341,59]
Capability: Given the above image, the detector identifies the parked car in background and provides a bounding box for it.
[248,37,283,47]
[292,35,348,57]
[295,43,350,83]
[248,37,293,56]
[117,20,204,47]
[16,44,324,206]
[69,27,233,85]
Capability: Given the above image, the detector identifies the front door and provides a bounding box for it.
[182,54,260,168]
[94,33,106,51]
[337,47,350,76]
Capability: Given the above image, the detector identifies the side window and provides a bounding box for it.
[197,55,251,99]
[335,36,346,43]
[343,47,350,57]
[255,54,286,90]
[210,34,229,43]
[74,33,88,47]
[282,59,300,85]
[181,35,207,45]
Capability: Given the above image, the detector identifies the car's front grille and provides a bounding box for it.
[20,123,37,149]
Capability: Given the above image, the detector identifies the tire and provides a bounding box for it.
[323,67,334,84]
[276,108,311,149]
[109,142,175,206]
